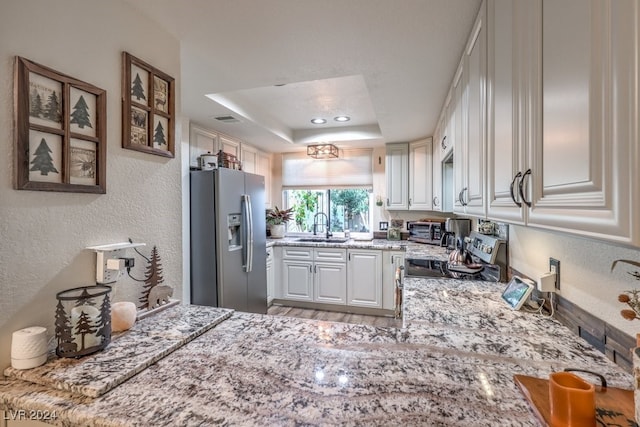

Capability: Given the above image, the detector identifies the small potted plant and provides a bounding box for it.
[266,206,294,239]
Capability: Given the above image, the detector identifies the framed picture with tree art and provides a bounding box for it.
[14,57,106,193]
[122,52,175,158]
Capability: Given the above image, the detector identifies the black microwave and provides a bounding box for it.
[407,221,445,245]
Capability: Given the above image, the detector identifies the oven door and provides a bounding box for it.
[404,258,449,278]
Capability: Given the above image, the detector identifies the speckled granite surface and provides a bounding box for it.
[0,276,634,426]
[3,305,232,398]
[268,236,410,251]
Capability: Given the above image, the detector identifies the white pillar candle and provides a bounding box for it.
[70,305,101,350]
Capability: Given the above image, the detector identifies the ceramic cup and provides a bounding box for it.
[549,372,596,427]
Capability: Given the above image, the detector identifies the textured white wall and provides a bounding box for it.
[0,0,182,370]
[510,225,640,337]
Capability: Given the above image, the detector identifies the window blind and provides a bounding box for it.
[281,148,373,189]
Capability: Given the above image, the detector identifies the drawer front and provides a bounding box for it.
[314,248,347,262]
[282,246,313,260]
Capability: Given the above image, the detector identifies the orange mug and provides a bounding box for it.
[549,371,596,427]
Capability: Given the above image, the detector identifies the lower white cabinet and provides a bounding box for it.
[314,262,347,304]
[266,247,274,305]
[277,246,392,311]
[347,249,382,308]
[282,259,313,301]
[280,247,347,304]
[382,250,405,310]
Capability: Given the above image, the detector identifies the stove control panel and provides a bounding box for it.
[466,231,505,264]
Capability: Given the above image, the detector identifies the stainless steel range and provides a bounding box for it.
[405,231,508,282]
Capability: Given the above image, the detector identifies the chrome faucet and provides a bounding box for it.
[313,212,332,239]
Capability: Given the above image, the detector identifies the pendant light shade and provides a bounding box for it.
[307,143,339,159]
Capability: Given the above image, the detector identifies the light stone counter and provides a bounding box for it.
[1,275,635,426]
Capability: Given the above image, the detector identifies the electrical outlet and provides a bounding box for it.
[549,258,560,289]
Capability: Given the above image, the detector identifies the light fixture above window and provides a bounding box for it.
[310,118,327,124]
[334,115,350,122]
[307,143,339,159]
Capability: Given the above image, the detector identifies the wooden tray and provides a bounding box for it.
[514,374,637,426]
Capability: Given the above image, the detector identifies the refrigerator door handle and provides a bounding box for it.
[242,194,254,273]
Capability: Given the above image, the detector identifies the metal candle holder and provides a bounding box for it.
[55,285,111,358]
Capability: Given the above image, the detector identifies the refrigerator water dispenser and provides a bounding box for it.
[227,213,242,250]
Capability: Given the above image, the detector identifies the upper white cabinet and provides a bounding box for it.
[385,143,409,210]
[189,124,218,168]
[454,0,487,217]
[386,140,433,211]
[486,0,529,224]
[240,144,258,174]
[408,138,433,210]
[256,152,272,208]
[485,0,638,246]
[218,134,241,158]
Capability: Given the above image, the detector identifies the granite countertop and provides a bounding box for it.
[1,274,635,426]
[267,236,410,250]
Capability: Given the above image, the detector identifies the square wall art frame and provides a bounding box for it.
[122,52,175,158]
[14,57,107,193]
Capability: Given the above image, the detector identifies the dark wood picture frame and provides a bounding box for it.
[122,52,175,158]
[14,57,107,193]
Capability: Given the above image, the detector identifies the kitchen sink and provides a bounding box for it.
[295,237,350,243]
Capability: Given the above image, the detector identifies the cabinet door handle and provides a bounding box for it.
[386,198,390,206]
[518,169,532,207]
[459,188,468,206]
[433,196,439,207]
[309,265,312,273]
[390,255,395,264]
[348,253,351,261]
[408,198,412,206]
[441,136,447,150]
[510,172,523,207]
[314,265,317,273]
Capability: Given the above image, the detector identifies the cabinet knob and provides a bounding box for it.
[441,136,447,150]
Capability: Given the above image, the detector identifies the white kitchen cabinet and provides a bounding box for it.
[256,151,272,208]
[347,249,382,308]
[240,144,258,174]
[218,134,241,158]
[385,143,409,210]
[431,117,444,212]
[189,124,218,169]
[266,247,274,306]
[314,262,347,304]
[485,0,637,246]
[281,259,313,301]
[454,0,487,217]
[280,247,347,305]
[526,0,636,245]
[486,0,527,224]
[382,250,404,311]
[408,138,433,211]
[386,139,434,212]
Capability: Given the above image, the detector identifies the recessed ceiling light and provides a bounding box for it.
[311,118,327,124]
[334,116,350,122]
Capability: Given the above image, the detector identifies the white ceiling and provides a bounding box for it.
[123,0,481,153]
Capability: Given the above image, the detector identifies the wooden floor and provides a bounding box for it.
[267,304,402,328]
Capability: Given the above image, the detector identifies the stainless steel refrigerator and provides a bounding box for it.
[190,168,267,314]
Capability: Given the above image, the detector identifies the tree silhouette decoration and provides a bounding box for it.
[44,91,61,122]
[153,121,166,146]
[74,309,97,351]
[95,294,111,344]
[131,73,146,101]
[30,92,43,118]
[30,138,59,176]
[139,246,164,309]
[70,95,92,129]
[54,299,77,356]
